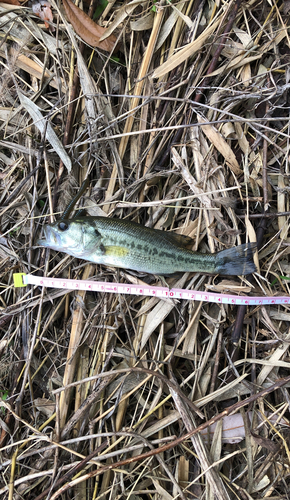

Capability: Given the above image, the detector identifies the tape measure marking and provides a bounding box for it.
[13,273,290,306]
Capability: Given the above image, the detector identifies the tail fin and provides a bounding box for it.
[215,243,256,276]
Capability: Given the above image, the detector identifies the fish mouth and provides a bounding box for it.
[37,226,60,250]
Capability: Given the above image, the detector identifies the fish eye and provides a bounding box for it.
[58,221,69,231]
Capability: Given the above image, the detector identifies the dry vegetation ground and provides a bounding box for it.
[1,0,290,498]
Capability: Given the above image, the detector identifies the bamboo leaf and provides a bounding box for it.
[197,115,242,175]
[98,0,145,41]
[18,92,72,173]
[153,17,220,78]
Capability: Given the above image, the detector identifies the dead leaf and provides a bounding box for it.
[250,431,280,452]
[197,115,242,175]
[284,0,290,14]
[98,0,144,41]
[235,122,250,155]
[206,54,261,78]
[153,17,220,79]
[205,280,252,294]
[0,0,20,4]
[201,411,288,444]
[141,274,188,349]
[31,0,54,30]
[0,44,65,92]
[278,174,288,240]
[62,0,117,52]
[152,479,174,500]
[18,92,72,172]
[244,216,259,273]
[130,11,154,31]
[34,397,55,418]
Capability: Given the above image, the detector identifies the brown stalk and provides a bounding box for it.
[34,440,109,500]
[238,211,290,218]
[194,0,244,103]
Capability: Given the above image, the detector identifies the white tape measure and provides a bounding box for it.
[13,273,289,306]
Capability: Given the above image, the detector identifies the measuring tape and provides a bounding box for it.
[13,273,289,306]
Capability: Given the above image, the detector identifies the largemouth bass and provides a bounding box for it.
[37,216,256,276]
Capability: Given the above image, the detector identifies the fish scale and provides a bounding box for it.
[38,216,256,276]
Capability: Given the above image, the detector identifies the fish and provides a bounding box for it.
[37,216,256,276]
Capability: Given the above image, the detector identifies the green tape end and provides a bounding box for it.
[13,273,27,287]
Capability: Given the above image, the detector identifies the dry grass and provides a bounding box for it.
[1,0,290,498]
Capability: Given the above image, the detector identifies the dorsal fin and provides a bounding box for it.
[60,179,89,220]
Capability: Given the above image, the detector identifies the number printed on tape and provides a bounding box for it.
[19,274,290,306]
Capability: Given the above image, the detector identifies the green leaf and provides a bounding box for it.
[1,392,8,415]
[94,0,108,20]
[271,275,290,286]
